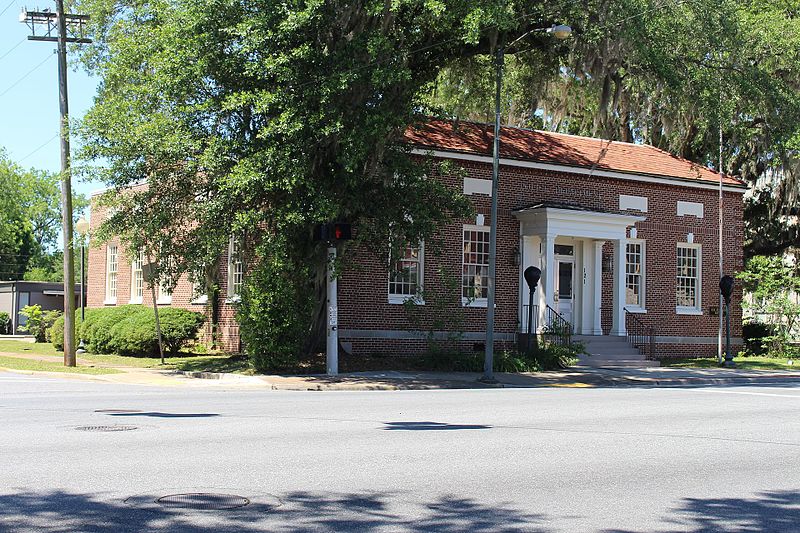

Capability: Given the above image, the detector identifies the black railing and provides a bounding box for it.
[544,305,572,347]
[625,309,656,359]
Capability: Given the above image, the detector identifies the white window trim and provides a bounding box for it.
[676,242,702,315]
[624,239,646,313]
[388,241,425,305]
[104,244,118,305]
[190,277,208,305]
[462,224,490,308]
[157,286,173,305]
[129,250,144,304]
[226,237,243,302]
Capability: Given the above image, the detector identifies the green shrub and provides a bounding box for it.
[742,321,776,355]
[0,311,10,334]
[41,310,62,343]
[50,314,64,350]
[109,307,204,356]
[50,305,203,356]
[86,305,146,354]
[237,240,312,372]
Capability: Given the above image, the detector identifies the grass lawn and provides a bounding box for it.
[0,355,122,375]
[661,356,799,370]
[0,339,250,373]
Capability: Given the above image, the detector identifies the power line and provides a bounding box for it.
[0,0,16,17]
[0,37,26,62]
[0,52,54,98]
[19,132,60,162]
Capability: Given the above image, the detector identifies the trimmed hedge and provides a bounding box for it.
[742,321,776,355]
[50,305,204,356]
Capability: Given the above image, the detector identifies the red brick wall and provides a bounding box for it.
[86,196,241,352]
[338,156,745,358]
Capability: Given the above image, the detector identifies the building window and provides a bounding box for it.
[625,240,645,311]
[156,256,173,304]
[227,237,244,299]
[676,243,702,313]
[388,242,424,303]
[105,245,118,303]
[190,275,208,305]
[130,250,144,303]
[462,225,490,305]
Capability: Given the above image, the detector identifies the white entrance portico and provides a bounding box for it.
[513,203,645,336]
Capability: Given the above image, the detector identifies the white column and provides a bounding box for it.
[593,240,604,335]
[579,240,592,334]
[539,234,556,331]
[610,238,627,336]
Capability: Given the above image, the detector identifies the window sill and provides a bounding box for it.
[388,296,425,305]
[462,298,489,308]
[129,298,143,305]
[190,295,209,305]
[625,307,647,314]
[676,307,703,315]
[225,296,241,304]
[156,298,172,305]
[103,299,117,306]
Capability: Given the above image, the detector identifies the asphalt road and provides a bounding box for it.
[1,373,798,532]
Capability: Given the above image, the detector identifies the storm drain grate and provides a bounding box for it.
[74,425,139,432]
[156,493,250,510]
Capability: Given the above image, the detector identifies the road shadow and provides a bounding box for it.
[383,421,491,431]
[105,412,219,418]
[0,489,552,532]
[604,489,800,533]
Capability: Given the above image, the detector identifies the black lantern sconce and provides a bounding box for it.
[602,252,613,273]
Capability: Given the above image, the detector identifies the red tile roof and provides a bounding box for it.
[404,119,744,187]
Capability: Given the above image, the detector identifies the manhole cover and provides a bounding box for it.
[75,425,138,432]
[94,409,142,414]
[156,493,250,510]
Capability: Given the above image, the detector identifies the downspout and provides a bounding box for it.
[10,283,17,334]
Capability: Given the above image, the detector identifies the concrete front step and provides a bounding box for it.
[573,335,659,368]
[578,358,660,368]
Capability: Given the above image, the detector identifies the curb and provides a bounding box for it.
[169,370,265,384]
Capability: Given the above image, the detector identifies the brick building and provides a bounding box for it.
[87,119,746,359]
[339,120,746,358]
[86,195,242,351]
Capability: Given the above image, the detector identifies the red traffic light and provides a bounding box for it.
[313,222,352,242]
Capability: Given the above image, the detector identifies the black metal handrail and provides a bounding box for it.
[545,305,572,347]
[625,309,656,359]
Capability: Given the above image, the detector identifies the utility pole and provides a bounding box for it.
[21,3,91,367]
[482,39,504,384]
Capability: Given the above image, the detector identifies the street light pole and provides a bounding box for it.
[75,217,89,354]
[481,25,571,383]
[482,39,504,384]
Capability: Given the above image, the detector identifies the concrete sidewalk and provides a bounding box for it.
[3,350,800,390]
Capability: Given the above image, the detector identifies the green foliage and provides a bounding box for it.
[0,149,88,281]
[50,305,203,356]
[742,321,776,356]
[419,342,579,373]
[237,236,313,372]
[403,264,471,355]
[18,305,61,343]
[738,254,800,356]
[0,312,10,335]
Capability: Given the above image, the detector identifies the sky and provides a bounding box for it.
[0,0,104,203]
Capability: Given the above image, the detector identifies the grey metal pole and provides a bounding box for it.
[526,289,534,354]
[482,43,503,383]
[76,242,86,354]
[57,0,76,367]
[326,245,338,375]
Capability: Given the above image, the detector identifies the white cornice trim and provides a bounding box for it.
[410,148,747,193]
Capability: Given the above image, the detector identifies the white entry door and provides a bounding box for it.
[555,259,574,326]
